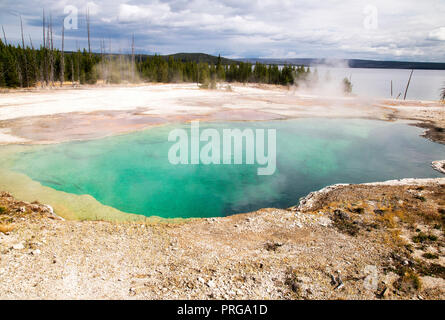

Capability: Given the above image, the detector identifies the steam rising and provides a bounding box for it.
[294,60,353,97]
[95,55,140,84]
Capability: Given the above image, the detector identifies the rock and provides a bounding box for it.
[318,217,332,227]
[31,249,41,255]
[43,205,64,220]
[197,277,205,284]
[207,280,216,288]
[12,243,24,250]
[432,160,445,174]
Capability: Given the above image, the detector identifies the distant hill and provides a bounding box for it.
[163,53,237,64]
[98,52,445,70]
[241,58,445,70]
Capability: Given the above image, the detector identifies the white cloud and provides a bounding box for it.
[118,3,173,23]
[429,27,445,41]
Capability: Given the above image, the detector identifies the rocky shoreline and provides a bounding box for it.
[1,177,444,299]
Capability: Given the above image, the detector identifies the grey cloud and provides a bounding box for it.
[0,0,444,61]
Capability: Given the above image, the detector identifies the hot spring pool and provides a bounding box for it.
[8,119,445,218]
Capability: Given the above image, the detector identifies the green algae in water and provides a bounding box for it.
[10,119,445,218]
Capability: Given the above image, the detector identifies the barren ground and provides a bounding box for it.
[0,178,444,299]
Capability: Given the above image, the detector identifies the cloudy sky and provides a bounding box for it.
[1,0,444,61]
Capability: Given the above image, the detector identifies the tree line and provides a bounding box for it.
[0,40,100,87]
[0,39,311,88]
[137,54,311,87]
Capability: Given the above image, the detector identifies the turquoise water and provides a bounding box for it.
[11,119,445,218]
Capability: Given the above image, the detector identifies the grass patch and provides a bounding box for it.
[395,269,422,292]
[0,206,6,214]
[350,207,364,214]
[332,210,359,236]
[422,253,439,260]
[414,195,427,202]
[417,263,445,279]
[412,232,437,243]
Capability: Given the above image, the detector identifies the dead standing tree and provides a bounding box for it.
[76,41,80,84]
[2,25,7,45]
[20,15,29,87]
[48,14,55,87]
[131,34,135,82]
[41,10,46,86]
[86,9,91,56]
[71,59,75,86]
[403,69,414,100]
[60,24,65,86]
[42,9,49,86]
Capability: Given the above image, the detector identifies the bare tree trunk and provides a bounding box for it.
[100,38,104,82]
[86,9,91,55]
[46,16,51,85]
[403,70,413,100]
[131,34,135,82]
[42,9,47,86]
[71,59,74,87]
[76,43,80,84]
[20,15,29,88]
[390,80,393,97]
[108,39,112,84]
[60,24,65,86]
[49,14,54,87]
[42,9,45,48]
[1,26,7,45]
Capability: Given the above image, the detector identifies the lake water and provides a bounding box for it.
[315,67,445,101]
[11,119,445,219]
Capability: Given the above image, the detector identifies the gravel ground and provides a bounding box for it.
[1,178,444,300]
